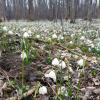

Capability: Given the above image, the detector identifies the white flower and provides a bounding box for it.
[3,26,7,31]
[23,32,29,38]
[58,35,64,40]
[28,30,32,34]
[36,35,40,39]
[63,32,66,35]
[22,28,26,32]
[69,41,73,44]
[8,31,14,35]
[53,30,57,33]
[59,61,66,69]
[44,70,56,82]
[52,58,59,66]
[39,86,47,95]
[86,39,92,45]
[80,36,85,40]
[16,33,21,37]
[58,86,68,96]
[52,34,57,39]
[71,34,75,38]
[28,30,32,36]
[21,51,27,60]
[77,59,85,66]
[90,43,94,48]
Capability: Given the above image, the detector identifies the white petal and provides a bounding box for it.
[39,86,47,95]
[52,58,59,66]
[44,70,56,82]
[21,51,27,60]
[52,34,57,39]
[59,61,66,69]
[77,59,85,66]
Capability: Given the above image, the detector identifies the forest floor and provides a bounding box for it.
[0,20,100,100]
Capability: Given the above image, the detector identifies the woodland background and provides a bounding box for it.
[0,0,100,21]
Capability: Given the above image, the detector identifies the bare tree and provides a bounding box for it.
[0,0,100,21]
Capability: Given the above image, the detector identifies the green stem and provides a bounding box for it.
[22,60,24,86]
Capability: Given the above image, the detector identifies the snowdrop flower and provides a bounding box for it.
[16,33,21,37]
[3,26,7,31]
[53,30,57,33]
[58,35,64,40]
[63,32,66,35]
[69,41,73,44]
[44,29,48,33]
[23,32,29,38]
[58,86,68,96]
[8,31,14,35]
[28,30,32,36]
[59,61,66,69]
[22,28,26,32]
[39,86,47,95]
[44,70,56,82]
[52,58,59,66]
[36,35,40,39]
[90,43,94,48]
[21,51,27,60]
[86,39,92,45]
[60,36,64,40]
[77,59,85,66]
[52,34,57,39]
[71,34,75,38]
[80,36,85,40]
[88,47,91,52]
[28,30,32,34]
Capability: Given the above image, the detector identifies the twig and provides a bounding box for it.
[46,81,62,100]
